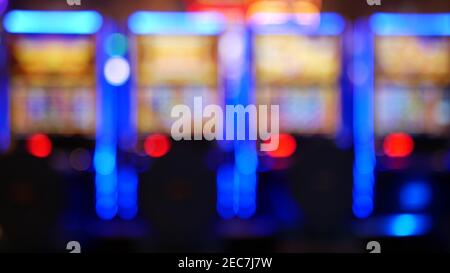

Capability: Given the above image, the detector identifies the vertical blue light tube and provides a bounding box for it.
[352,19,375,218]
[216,25,258,219]
[94,19,119,220]
[0,32,9,152]
[234,27,258,219]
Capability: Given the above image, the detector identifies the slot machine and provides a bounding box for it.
[124,12,226,250]
[353,13,450,249]
[0,10,116,251]
[249,8,354,242]
[185,1,269,250]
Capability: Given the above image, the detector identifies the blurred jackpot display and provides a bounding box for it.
[374,36,450,136]
[353,13,450,240]
[136,34,220,133]
[254,34,340,134]
[9,35,96,135]
[1,10,104,144]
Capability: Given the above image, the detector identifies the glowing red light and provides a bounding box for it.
[383,132,414,158]
[265,134,297,158]
[27,134,52,158]
[144,134,171,158]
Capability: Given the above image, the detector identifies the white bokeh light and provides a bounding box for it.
[104,57,130,86]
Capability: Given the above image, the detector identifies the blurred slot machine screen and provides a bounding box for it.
[8,35,96,136]
[135,35,221,134]
[254,34,341,135]
[374,36,450,136]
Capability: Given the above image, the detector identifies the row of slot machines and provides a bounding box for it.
[0,9,449,252]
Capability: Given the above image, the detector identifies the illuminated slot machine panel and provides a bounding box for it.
[136,35,222,135]
[254,34,341,135]
[353,14,450,242]
[374,36,450,140]
[127,12,225,250]
[250,13,353,236]
[9,36,96,136]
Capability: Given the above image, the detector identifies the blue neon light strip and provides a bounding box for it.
[371,13,450,36]
[216,28,258,219]
[4,10,102,34]
[128,11,225,35]
[229,27,258,219]
[94,21,119,220]
[0,38,8,152]
[233,28,258,219]
[0,86,8,152]
[250,13,345,35]
[352,19,375,219]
